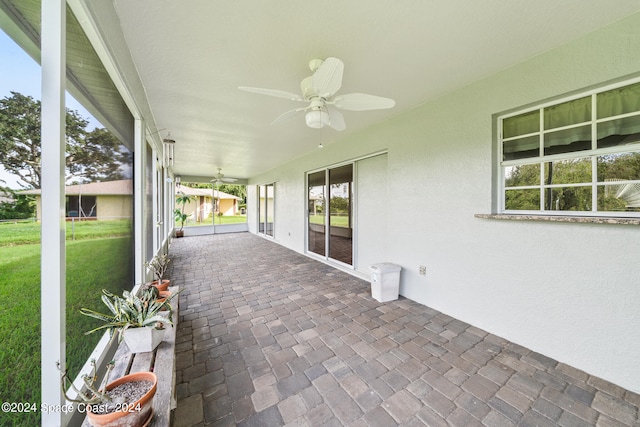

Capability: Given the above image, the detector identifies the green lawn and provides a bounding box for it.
[180,214,248,227]
[0,221,132,426]
[0,219,132,246]
[309,214,350,227]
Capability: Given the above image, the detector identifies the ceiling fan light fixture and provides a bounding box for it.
[305,110,329,128]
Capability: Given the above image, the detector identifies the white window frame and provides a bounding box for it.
[498,77,640,217]
[257,182,275,238]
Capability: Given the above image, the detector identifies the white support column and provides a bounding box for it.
[165,167,174,244]
[152,151,159,253]
[134,119,145,285]
[40,1,66,426]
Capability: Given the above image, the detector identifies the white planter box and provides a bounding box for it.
[122,326,166,353]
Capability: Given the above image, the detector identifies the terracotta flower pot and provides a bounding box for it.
[150,279,170,292]
[157,290,172,304]
[86,371,157,427]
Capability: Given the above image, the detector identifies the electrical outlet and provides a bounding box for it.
[419,265,427,276]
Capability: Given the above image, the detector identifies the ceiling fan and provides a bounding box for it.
[210,168,238,185]
[239,57,395,131]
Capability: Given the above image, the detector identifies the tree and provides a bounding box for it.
[329,196,349,214]
[0,184,35,219]
[0,92,40,188]
[217,183,247,206]
[505,153,640,211]
[0,91,129,189]
[187,182,248,207]
[67,128,131,184]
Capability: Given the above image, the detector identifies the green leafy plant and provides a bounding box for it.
[174,192,192,232]
[139,283,175,315]
[80,289,175,343]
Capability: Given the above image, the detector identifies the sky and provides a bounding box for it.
[0,29,101,189]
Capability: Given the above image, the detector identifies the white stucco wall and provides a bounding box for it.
[248,13,640,392]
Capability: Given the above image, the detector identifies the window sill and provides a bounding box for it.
[474,213,640,225]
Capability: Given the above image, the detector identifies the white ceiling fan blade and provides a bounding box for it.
[211,177,237,183]
[312,57,344,98]
[271,107,307,126]
[333,93,396,111]
[211,168,239,184]
[238,86,303,101]
[327,107,346,131]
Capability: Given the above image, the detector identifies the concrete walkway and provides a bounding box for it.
[168,233,639,426]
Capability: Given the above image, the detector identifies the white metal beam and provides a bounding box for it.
[40,0,66,425]
[134,119,144,285]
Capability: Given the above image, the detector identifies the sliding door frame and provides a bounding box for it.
[306,160,356,268]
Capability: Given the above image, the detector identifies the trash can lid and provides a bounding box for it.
[370,263,402,272]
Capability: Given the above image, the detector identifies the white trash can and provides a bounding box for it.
[370,263,402,302]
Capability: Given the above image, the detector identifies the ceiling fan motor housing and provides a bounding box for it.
[300,76,317,100]
[308,58,324,72]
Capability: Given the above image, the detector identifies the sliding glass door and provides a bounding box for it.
[307,165,353,265]
[307,171,326,256]
[258,183,275,237]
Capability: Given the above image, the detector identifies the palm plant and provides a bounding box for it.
[80,289,173,343]
[174,192,193,233]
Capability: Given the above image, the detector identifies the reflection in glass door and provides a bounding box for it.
[307,165,353,265]
[265,183,274,237]
[258,185,266,234]
[258,184,275,237]
[329,165,353,265]
[307,171,326,256]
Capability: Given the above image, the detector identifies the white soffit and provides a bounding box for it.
[9,0,640,181]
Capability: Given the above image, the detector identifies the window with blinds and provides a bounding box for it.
[499,80,640,215]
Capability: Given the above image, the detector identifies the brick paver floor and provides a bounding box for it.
[168,233,639,426]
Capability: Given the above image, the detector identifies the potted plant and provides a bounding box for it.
[174,192,192,237]
[80,289,176,353]
[144,253,171,291]
[59,359,157,427]
[139,283,176,318]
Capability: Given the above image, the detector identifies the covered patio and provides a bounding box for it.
[2,2,640,426]
[168,233,639,426]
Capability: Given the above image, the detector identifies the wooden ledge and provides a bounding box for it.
[475,213,640,225]
[82,286,179,427]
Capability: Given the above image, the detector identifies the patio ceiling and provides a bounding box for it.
[6,1,640,182]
